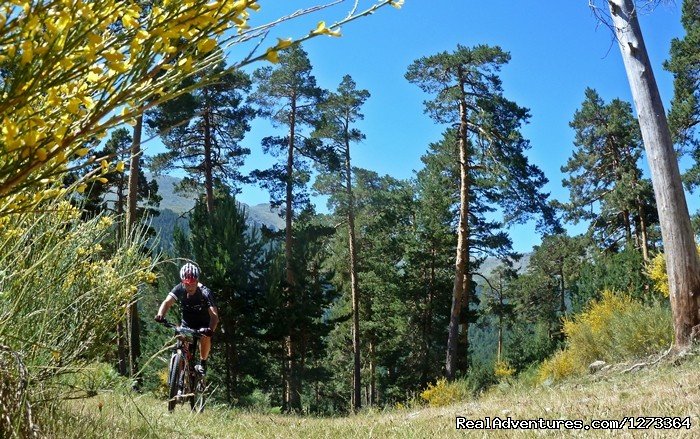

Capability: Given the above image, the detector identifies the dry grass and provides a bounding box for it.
[42,353,700,438]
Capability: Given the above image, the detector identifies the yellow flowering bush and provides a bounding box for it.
[420,378,470,407]
[493,360,515,380]
[0,201,157,392]
[645,247,700,299]
[0,1,403,217]
[538,290,672,383]
[537,350,583,384]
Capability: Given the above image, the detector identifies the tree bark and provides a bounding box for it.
[446,73,471,380]
[203,88,215,213]
[369,338,376,406]
[116,322,128,376]
[126,114,143,382]
[284,95,301,412]
[607,0,700,349]
[638,200,650,261]
[126,115,141,234]
[344,137,362,412]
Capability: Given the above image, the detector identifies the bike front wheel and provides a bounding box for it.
[190,374,206,413]
[167,352,182,412]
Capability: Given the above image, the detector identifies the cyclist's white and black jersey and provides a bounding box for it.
[168,283,216,329]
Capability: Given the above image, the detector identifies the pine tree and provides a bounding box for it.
[322,169,416,408]
[313,74,369,411]
[562,88,655,259]
[405,134,457,387]
[148,60,256,212]
[665,0,700,153]
[249,45,326,412]
[186,191,270,404]
[406,45,556,379]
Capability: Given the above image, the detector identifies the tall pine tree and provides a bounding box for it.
[148,61,255,212]
[313,74,369,411]
[406,45,556,379]
[561,88,655,259]
[249,45,326,412]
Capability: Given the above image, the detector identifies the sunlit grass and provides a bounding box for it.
[42,353,700,438]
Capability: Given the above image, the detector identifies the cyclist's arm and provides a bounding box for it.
[156,295,177,320]
[207,306,219,332]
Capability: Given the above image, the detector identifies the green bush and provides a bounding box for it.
[0,202,157,434]
[58,363,135,397]
[538,290,672,383]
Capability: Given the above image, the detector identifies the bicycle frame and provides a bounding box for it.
[161,321,206,412]
[174,333,199,398]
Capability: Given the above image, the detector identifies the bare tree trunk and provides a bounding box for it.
[560,266,566,315]
[125,116,141,234]
[125,114,143,383]
[369,338,376,406]
[116,322,128,376]
[284,97,301,413]
[607,0,700,349]
[203,88,215,213]
[638,200,650,261]
[446,77,470,380]
[497,275,504,362]
[344,139,362,412]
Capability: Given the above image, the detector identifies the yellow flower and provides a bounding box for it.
[197,38,217,53]
[20,40,33,64]
[311,21,341,37]
[116,161,125,172]
[67,98,82,114]
[274,38,293,50]
[145,272,158,284]
[87,32,102,47]
[100,159,109,171]
[103,50,124,63]
[75,148,90,157]
[178,56,193,72]
[35,148,48,161]
[248,1,261,11]
[265,48,279,63]
[77,183,87,193]
[100,216,114,227]
[122,14,139,29]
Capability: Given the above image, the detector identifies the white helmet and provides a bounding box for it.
[180,262,200,283]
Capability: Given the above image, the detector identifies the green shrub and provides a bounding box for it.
[0,201,157,434]
[538,290,672,383]
[58,363,135,397]
[465,363,498,395]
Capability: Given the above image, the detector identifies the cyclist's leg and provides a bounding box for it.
[184,316,210,373]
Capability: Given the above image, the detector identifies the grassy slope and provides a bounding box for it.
[47,354,700,438]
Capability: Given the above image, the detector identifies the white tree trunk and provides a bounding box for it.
[607,0,700,349]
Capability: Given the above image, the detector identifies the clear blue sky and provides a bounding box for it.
[145,1,687,254]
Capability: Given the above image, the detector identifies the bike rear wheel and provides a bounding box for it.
[167,352,182,412]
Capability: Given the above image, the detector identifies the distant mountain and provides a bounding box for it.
[476,253,531,279]
[149,173,285,230]
[143,174,284,251]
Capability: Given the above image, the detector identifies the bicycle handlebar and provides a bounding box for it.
[158,319,203,338]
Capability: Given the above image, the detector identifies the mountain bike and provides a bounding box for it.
[160,320,207,412]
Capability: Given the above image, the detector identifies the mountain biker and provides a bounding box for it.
[155,262,218,375]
